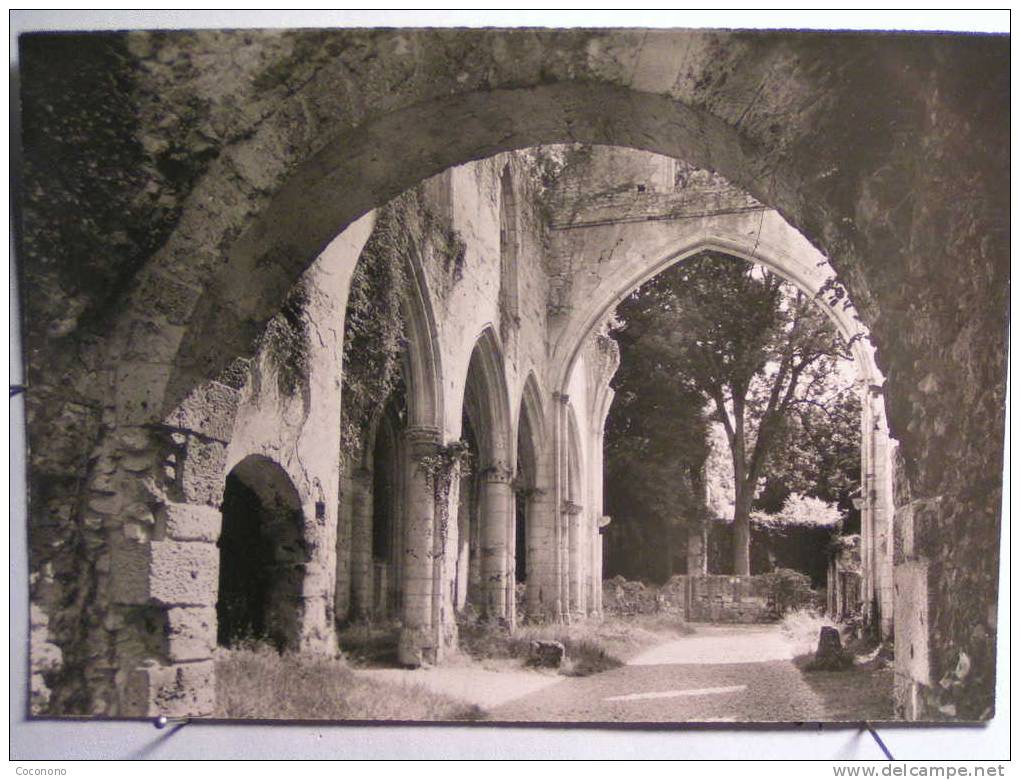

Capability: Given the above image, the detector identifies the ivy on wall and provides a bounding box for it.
[415,440,473,555]
[259,279,311,397]
[340,186,467,462]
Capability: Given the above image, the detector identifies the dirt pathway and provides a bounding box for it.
[488,624,829,723]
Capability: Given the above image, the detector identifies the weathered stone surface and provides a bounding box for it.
[109,540,218,607]
[108,541,154,606]
[29,604,62,714]
[165,607,216,662]
[161,502,222,543]
[165,380,240,442]
[122,660,215,717]
[179,436,226,506]
[149,541,219,607]
[115,362,173,426]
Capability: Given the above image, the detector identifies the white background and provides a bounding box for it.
[6,9,1012,762]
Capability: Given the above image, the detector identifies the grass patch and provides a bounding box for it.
[781,609,895,720]
[336,620,401,667]
[457,613,691,677]
[779,608,834,656]
[214,644,483,721]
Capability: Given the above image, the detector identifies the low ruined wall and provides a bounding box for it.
[602,574,773,623]
[682,575,772,624]
[602,575,686,616]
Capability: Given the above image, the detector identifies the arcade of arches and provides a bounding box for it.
[19,30,1006,723]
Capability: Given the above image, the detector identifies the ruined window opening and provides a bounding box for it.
[216,455,306,651]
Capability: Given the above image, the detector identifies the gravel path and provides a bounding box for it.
[489,624,828,723]
[357,663,562,709]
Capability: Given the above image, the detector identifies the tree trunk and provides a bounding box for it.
[732,482,753,575]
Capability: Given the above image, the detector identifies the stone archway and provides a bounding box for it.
[549,203,895,609]
[217,455,306,651]
[19,29,1007,720]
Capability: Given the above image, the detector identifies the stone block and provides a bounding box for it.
[894,561,931,687]
[166,606,216,661]
[110,539,219,606]
[122,660,215,718]
[149,540,219,607]
[180,436,227,506]
[528,639,566,668]
[162,502,222,543]
[809,626,852,671]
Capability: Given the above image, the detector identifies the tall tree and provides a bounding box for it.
[614,252,853,574]
[603,339,709,581]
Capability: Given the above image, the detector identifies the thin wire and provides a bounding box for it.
[864,722,895,760]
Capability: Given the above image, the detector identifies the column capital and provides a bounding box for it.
[404,425,442,455]
[562,500,584,515]
[481,462,514,484]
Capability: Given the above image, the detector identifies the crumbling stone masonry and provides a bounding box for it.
[17,29,1007,721]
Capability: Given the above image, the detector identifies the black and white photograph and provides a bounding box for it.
[10,11,1009,741]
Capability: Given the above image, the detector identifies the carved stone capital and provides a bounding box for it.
[482,462,514,484]
[404,425,442,456]
[562,500,584,515]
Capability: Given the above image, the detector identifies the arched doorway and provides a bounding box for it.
[216,455,307,651]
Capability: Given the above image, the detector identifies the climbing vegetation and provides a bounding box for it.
[340,187,467,461]
[415,440,473,553]
[259,279,311,397]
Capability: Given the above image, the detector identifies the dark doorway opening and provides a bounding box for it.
[216,456,306,651]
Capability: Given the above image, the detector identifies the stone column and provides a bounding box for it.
[481,467,513,620]
[398,425,441,666]
[349,466,373,620]
[860,381,876,628]
[565,500,584,618]
[870,387,895,640]
[525,485,556,620]
[334,466,355,623]
[111,423,227,718]
[553,392,570,621]
[596,515,611,616]
[455,472,471,610]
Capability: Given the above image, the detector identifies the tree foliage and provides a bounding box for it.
[610,251,856,574]
[603,314,709,582]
